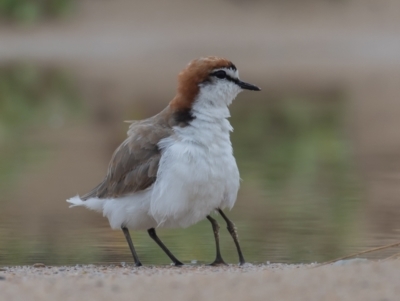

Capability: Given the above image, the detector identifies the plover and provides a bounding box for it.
[67,56,260,266]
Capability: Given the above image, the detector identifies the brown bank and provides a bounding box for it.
[1,261,400,301]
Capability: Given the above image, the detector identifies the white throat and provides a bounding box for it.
[191,82,241,121]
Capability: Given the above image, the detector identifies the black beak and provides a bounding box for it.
[237,80,261,91]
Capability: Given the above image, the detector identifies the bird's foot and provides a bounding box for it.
[173,260,184,267]
[208,258,228,266]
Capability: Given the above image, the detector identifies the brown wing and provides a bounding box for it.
[81,109,173,200]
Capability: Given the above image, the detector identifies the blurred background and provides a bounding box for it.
[0,0,400,266]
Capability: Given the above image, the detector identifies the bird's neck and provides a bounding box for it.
[190,87,238,121]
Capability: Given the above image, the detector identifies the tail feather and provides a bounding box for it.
[66,195,106,213]
[66,195,85,208]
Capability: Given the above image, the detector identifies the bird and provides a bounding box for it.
[67,56,261,266]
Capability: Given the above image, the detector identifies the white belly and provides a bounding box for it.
[150,123,240,228]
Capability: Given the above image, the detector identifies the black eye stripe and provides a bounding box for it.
[202,70,239,86]
[219,75,238,84]
[210,71,238,83]
[226,76,238,84]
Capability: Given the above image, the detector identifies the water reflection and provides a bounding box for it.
[0,66,366,265]
[230,93,363,263]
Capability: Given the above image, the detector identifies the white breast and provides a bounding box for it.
[150,100,240,229]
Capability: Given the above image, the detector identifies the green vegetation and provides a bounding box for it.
[0,0,74,23]
[0,64,81,195]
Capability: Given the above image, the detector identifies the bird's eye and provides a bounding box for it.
[212,70,227,79]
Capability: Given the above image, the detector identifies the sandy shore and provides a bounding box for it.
[1,261,399,301]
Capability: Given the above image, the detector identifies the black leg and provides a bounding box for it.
[207,215,227,266]
[148,228,184,266]
[218,209,246,265]
[122,227,142,267]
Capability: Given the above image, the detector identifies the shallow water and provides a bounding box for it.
[0,65,397,266]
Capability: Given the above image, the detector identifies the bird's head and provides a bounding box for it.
[171,57,260,112]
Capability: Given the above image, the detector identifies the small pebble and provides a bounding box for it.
[333,258,369,266]
[0,275,5,281]
[33,263,46,268]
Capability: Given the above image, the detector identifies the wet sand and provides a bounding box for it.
[1,261,399,301]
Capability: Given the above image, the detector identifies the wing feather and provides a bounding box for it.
[81,108,173,200]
